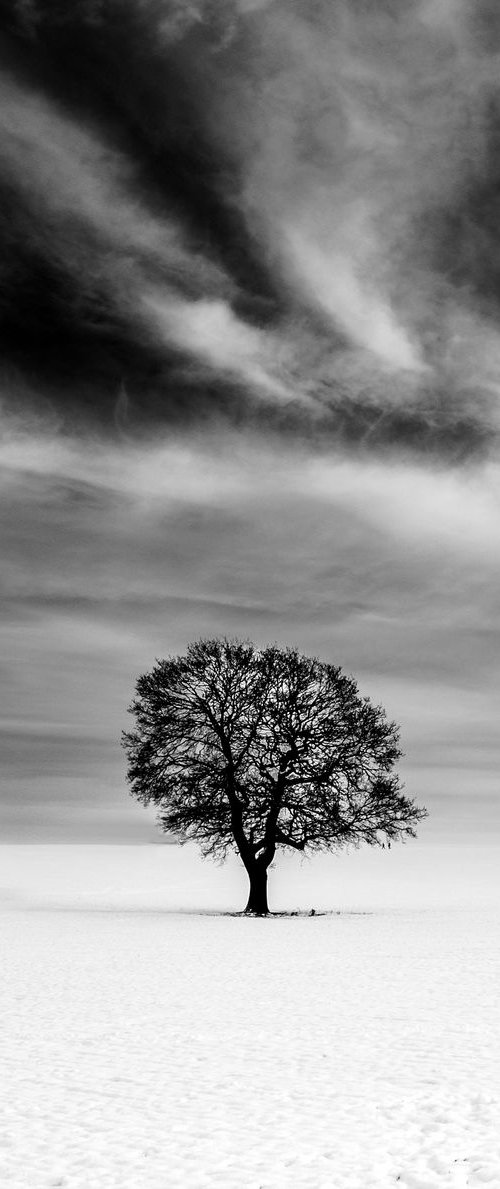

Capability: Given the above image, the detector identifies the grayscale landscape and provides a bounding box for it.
[1,0,500,1185]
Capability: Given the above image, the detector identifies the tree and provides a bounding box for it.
[122,638,427,915]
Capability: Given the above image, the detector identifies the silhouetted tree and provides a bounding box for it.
[123,638,426,914]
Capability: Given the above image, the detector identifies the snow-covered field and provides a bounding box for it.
[1,845,500,1188]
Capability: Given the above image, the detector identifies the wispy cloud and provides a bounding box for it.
[2,406,500,555]
[1,0,500,450]
[142,292,299,404]
[282,223,425,373]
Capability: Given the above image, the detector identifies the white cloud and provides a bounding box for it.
[142,291,299,402]
[0,71,227,293]
[1,401,500,561]
[307,456,500,555]
[283,222,424,372]
[204,0,496,392]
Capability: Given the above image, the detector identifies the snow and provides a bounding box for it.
[1,845,500,1188]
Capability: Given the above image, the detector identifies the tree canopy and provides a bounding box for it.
[123,637,427,913]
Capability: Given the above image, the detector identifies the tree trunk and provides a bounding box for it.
[244,862,269,915]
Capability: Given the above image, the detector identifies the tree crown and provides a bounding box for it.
[123,637,426,863]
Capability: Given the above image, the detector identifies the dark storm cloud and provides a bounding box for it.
[0,0,499,453]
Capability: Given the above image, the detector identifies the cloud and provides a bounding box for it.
[141,292,299,403]
[0,73,206,278]
[206,0,500,429]
[0,0,499,453]
[282,222,425,373]
[0,404,499,546]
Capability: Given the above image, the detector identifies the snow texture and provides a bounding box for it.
[1,846,500,1188]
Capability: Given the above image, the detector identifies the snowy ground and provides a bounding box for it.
[1,845,500,1188]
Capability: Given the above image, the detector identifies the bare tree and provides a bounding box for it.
[123,638,427,915]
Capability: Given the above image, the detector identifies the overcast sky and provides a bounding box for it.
[1,0,499,843]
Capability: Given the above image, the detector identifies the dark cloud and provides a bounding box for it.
[0,0,499,453]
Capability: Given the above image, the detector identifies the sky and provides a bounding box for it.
[0,0,499,844]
